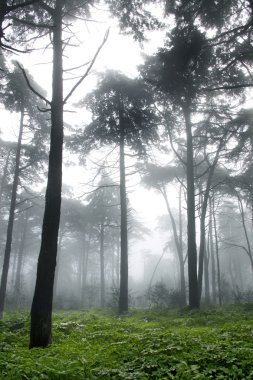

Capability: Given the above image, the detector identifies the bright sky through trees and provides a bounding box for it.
[1,7,168,280]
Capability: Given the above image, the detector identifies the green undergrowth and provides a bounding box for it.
[0,305,253,379]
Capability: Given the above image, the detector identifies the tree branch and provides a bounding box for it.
[11,16,53,29]
[204,83,253,92]
[7,0,40,12]
[63,28,110,104]
[16,62,51,106]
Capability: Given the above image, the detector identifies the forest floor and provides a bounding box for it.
[0,305,253,379]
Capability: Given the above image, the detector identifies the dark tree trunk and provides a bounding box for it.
[14,209,28,308]
[53,228,63,301]
[161,185,186,306]
[0,149,11,205]
[198,194,209,303]
[0,104,24,318]
[118,120,128,314]
[209,200,216,304]
[212,197,222,306]
[100,223,105,308]
[116,234,120,288]
[204,242,210,304]
[183,105,199,309]
[30,0,63,348]
[0,1,7,43]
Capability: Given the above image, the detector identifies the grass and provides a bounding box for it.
[0,305,253,379]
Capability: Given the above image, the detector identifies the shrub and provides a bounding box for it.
[146,282,184,308]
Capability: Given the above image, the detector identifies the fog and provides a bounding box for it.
[1,1,253,319]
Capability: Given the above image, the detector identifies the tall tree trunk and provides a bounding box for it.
[53,228,63,301]
[160,185,186,306]
[118,120,128,314]
[80,230,86,308]
[183,104,199,309]
[212,197,222,306]
[81,230,90,307]
[0,149,11,205]
[116,233,120,288]
[204,242,210,304]
[209,200,216,303]
[14,209,28,308]
[0,104,24,318]
[100,223,105,308]
[237,192,253,272]
[0,1,7,43]
[30,0,63,348]
[198,147,222,303]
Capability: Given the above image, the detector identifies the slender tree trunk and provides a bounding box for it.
[161,185,186,306]
[209,200,216,303]
[237,192,253,272]
[198,147,222,303]
[183,105,199,309]
[0,104,24,318]
[111,236,115,284]
[116,233,120,288]
[78,235,83,307]
[81,230,90,307]
[14,209,28,308]
[204,242,210,304]
[118,120,128,314]
[0,149,11,205]
[198,194,209,303]
[10,246,18,292]
[100,223,105,308]
[80,231,87,308]
[212,197,222,306]
[30,1,63,348]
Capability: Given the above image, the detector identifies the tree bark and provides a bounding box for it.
[30,0,63,348]
[53,227,63,301]
[0,149,11,205]
[0,104,24,318]
[237,192,253,272]
[160,185,186,306]
[14,209,28,308]
[81,230,90,307]
[212,197,222,306]
[197,146,222,303]
[118,117,128,314]
[204,241,210,304]
[115,234,120,288]
[209,199,216,303]
[99,223,105,308]
[183,104,199,309]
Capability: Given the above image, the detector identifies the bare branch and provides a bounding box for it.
[63,28,110,104]
[16,62,51,106]
[1,42,31,53]
[204,83,253,92]
[64,60,90,73]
